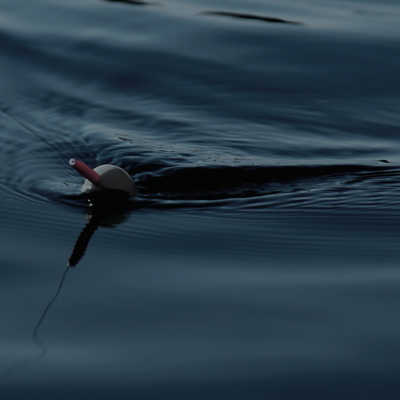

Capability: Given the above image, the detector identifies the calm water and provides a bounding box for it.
[1,0,400,398]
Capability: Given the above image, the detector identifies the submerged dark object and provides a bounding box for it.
[200,11,303,25]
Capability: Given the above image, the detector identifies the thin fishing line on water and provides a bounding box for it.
[0,265,71,382]
[0,105,71,160]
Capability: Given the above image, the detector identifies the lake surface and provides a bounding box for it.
[1,0,400,398]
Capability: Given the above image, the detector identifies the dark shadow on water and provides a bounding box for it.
[200,11,303,25]
[102,0,160,5]
[135,164,395,201]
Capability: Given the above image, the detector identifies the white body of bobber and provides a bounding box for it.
[70,158,137,197]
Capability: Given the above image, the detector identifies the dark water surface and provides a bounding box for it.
[1,0,400,398]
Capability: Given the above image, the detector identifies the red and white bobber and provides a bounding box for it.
[69,158,137,197]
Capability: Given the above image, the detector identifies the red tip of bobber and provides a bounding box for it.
[69,158,100,184]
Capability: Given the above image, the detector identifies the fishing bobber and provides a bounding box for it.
[69,158,137,197]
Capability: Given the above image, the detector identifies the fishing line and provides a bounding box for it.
[32,265,71,353]
[0,265,71,381]
[0,105,70,160]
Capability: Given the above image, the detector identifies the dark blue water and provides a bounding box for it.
[1,0,400,398]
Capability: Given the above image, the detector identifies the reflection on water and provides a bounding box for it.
[69,197,130,266]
